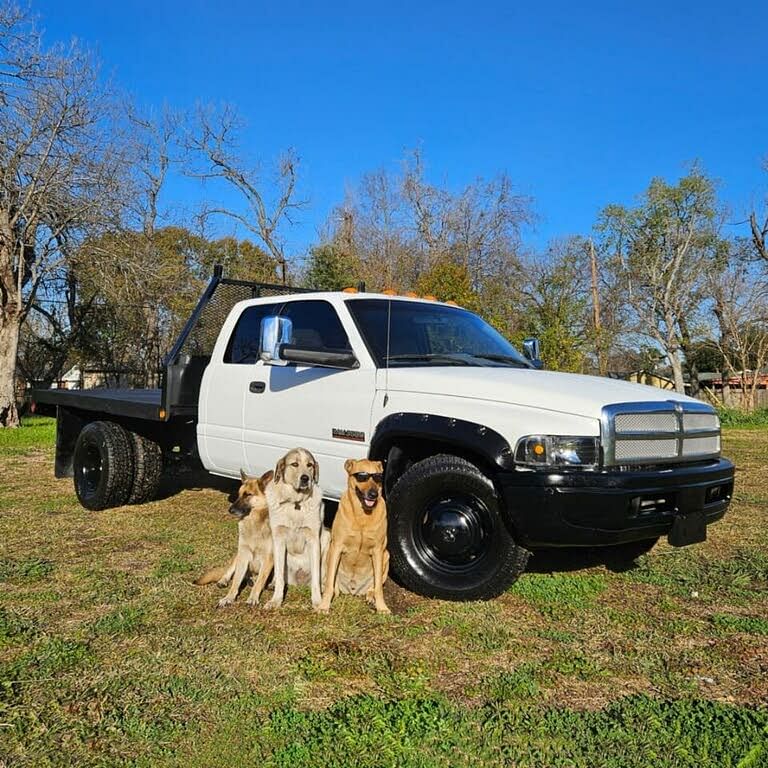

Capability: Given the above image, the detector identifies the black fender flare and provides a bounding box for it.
[368,412,516,476]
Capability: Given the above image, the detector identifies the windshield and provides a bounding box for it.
[345,299,531,368]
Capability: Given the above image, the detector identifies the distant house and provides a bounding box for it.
[626,371,679,391]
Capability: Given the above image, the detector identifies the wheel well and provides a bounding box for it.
[375,436,497,496]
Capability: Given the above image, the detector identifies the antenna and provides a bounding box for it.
[384,299,391,407]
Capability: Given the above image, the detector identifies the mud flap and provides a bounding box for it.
[668,487,707,546]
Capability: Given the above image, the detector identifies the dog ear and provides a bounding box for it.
[344,458,355,475]
[306,450,319,483]
[274,456,286,483]
[258,470,274,491]
[373,461,384,473]
[240,468,248,483]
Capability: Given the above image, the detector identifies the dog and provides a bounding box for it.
[264,447,327,609]
[194,469,275,607]
[317,458,390,614]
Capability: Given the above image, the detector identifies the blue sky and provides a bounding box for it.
[36,0,768,258]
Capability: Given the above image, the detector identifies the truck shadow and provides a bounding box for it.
[527,547,645,575]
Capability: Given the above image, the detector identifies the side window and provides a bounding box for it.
[224,303,280,364]
[279,300,351,350]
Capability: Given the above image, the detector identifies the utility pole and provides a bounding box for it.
[589,239,605,375]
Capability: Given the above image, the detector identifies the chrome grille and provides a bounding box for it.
[615,412,677,433]
[601,401,721,467]
[615,438,679,461]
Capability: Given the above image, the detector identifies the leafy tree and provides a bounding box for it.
[515,239,593,372]
[415,259,481,311]
[303,244,359,290]
[598,168,723,393]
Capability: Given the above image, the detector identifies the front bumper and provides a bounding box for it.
[498,458,735,548]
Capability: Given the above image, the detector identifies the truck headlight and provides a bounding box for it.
[515,436,600,469]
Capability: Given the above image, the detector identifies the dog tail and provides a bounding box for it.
[193,566,228,586]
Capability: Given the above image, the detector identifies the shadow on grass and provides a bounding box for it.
[527,545,651,575]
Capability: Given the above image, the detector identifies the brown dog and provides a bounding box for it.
[194,469,275,607]
[317,458,390,614]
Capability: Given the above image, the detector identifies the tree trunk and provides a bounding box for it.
[669,350,686,394]
[0,309,22,427]
[677,316,700,398]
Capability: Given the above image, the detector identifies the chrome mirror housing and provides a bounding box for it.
[522,337,543,369]
[259,315,293,365]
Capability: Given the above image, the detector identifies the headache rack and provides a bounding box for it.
[600,400,721,468]
[161,266,314,419]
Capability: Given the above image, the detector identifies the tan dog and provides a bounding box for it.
[194,469,274,607]
[317,459,390,614]
[264,448,327,609]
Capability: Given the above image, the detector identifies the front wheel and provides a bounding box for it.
[387,454,529,600]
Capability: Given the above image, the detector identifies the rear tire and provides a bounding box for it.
[127,431,163,504]
[73,421,134,511]
[387,454,529,601]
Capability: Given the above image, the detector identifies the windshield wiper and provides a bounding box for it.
[469,353,531,368]
[385,353,472,366]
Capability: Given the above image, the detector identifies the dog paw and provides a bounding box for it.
[217,597,235,608]
[315,604,330,614]
[263,598,282,610]
[376,605,392,615]
[245,596,260,607]
[216,579,229,588]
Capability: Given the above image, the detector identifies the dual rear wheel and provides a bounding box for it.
[73,421,163,511]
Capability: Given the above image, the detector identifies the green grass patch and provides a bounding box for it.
[0,607,39,642]
[0,414,56,453]
[0,557,55,582]
[161,693,768,768]
[152,543,201,578]
[625,547,768,600]
[510,571,608,616]
[90,606,146,637]
[485,664,541,701]
[712,613,768,636]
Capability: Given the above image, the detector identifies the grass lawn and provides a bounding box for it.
[1,416,766,766]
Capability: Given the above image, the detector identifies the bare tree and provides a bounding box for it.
[749,161,768,265]
[322,149,531,304]
[0,5,125,426]
[185,105,304,284]
[707,253,768,410]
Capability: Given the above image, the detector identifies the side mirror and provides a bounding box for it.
[260,316,293,365]
[522,337,544,369]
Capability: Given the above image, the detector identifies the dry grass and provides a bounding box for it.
[0,421,766,766]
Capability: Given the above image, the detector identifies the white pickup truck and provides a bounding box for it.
[35,268,735,601]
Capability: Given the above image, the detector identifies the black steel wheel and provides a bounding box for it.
[73,421,134,510]
[387,454,529,600]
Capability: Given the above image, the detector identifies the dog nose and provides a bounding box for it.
[300,474,310,484]
[366,490,378,500]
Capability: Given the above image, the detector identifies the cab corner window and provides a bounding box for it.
[279,300,351,351]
